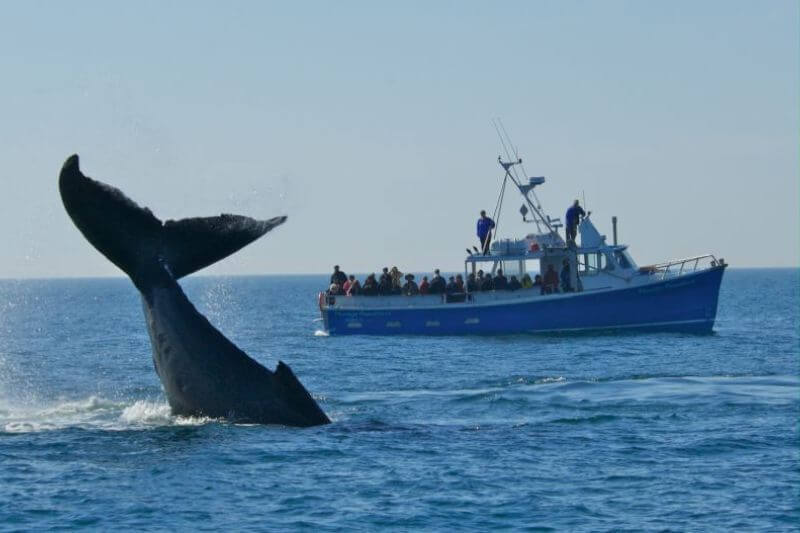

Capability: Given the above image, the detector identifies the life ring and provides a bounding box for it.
[529,242,540,252]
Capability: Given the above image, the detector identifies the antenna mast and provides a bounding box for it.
[491,119,557,237]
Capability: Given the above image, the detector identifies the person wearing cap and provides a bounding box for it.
[476,210,496,255]
[330,265,347,286]
[565,200,587,244]
[402,273,419,295]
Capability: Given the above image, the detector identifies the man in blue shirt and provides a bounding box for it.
[565,200,586,244]
[476,210,495,255]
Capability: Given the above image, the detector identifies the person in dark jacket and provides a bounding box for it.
[402,274,419,295]
[361,274,378,296]
[466,273,478,292]
[493,268,508,290]
[560,259,573,292]
[565,200,587,244]
[445,276,458,294]
[480,272,494,291]
[378,267,392,295]
[429,269,446,294]
[330,265,347,286]
[508,276,522,291]
[476,210,496,255]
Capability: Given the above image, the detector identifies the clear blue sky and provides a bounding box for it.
[1,1,797,278]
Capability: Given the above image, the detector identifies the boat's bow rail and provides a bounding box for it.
[638,254,725,280]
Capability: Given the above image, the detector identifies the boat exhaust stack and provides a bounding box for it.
[612,216,618,245]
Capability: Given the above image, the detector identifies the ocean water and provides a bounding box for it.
[0,269,797,531]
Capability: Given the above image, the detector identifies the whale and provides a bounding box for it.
[59,155,330,427]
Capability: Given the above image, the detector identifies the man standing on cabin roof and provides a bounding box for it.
[565,200,587,245]
[477,210,496,255]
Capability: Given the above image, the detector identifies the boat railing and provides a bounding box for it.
[640,254,722,280]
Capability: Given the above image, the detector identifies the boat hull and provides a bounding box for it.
[321,266,726,335]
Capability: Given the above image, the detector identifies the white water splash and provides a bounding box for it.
[1,395,212,433]
[120,400,212,427]
[313,329,329,337]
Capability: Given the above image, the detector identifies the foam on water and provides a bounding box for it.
[0,395,212,433]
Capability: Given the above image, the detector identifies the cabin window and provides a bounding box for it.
[603,253,615,270]
[583,254,598,275]
[614,251,632,269]
[583,253,609,274]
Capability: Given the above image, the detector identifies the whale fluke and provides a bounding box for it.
[59,155,330,427]
[59,154,285,287]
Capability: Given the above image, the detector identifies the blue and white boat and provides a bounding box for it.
[319,155,726,336]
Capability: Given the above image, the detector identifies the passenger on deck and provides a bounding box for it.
[493,269,508,290]
[345,275,360,296]
[561,259,573,292]
[480,272,494,291]
[521,273,533,289]
[476,270,485,289]
[565,200,587,245]
[477,210,496,255]
[390,266,404,293]
[533,274,544,294]
[543,265,559,294]
[429,269,446,294]
[445,276,458,294]
[508,276,522,291]
[330,265,347,287]
[419,276,430,295]
[362,274,378,296]
[328,282,343,295]
[402,274,419,296]
[455,274,465,292]
[342,276,352,295]
[466,273,478,292]
[378,267,392,295]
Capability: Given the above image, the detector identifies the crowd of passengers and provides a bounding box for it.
[328,260,576,297]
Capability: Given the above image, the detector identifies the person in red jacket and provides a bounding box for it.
[419,276,430,295]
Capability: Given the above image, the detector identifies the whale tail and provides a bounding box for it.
[58,155,285,287]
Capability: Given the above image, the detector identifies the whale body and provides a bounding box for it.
[59,155,330,427]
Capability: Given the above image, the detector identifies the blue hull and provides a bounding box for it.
[322,266,726,335]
